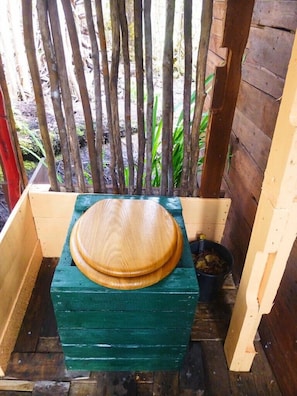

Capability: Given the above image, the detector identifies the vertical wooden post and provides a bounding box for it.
[224,32,297,371]
[200,0,255,198]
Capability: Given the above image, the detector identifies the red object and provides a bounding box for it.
[0,88,21,210]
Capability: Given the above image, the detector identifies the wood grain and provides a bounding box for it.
[70,199,183,289]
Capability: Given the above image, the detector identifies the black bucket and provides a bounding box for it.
[190,239,233,302]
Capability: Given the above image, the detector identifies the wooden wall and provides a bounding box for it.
[207,1,297,394]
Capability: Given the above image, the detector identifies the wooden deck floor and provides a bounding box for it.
[0,258,281,395]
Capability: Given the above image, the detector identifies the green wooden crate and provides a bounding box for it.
[51,194,199,371]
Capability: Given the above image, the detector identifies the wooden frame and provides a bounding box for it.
[224,31,297,371]
[0,183,231,375]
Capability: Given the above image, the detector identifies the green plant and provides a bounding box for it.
[18,124,65,182]
[149,73,214,188]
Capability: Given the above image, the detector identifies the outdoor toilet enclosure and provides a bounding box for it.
[51,194,199,371]
[0,179,231,375]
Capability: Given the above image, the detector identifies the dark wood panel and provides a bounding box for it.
[242,62,285,100]
[260,238,297,396]
[232,108,272,172]
[252,1,297,31]
[228,136,263,205]
[6,352,66,381]
[14,258,58,352]
[236,80,280,139]
[201,341,231,396]
[220,185,253,283]
[247,26,294,79]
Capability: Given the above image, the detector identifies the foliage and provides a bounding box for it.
[150,73,214,188]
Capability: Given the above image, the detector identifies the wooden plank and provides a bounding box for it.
[252,1,297,32]
[36,337,62,353]
[66,356,182,372]
[232,109,272,173]
[191,301,232,341]
[224,32,297,371]
[236,81,280,139]
[180,197,231,242]
[0,187,43,376]
[227,134,264,204]
[29,186,77,257]
[179,342,205,393]
[58,328,189,346]
[32,381,70,395]
[90,372,137,395]
[29,186,229,258]
[251,342,282,395]
[223,159,258,229]
[153,371,179,396]
[242,62,285,100]
[0,380,34,391]
[247,26,294,80]
[69,379,97,396]
[5,352,66,381]
[201,341,231,396]
[55,310,194,329]
[14,259,58,353]
[259,239,297,395]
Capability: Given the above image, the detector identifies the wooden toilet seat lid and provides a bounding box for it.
[70,199,183,289]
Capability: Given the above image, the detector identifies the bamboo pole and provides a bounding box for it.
[48,0,86,192]
[84,0,106,192]
[109,0,125,193]
[134,0,145,195]
[37,0,73,192]
[118,0,134,194]
[22,0,59,192]
[180,0,193,196]
[161,0,175,196]
[144,0,154,195]
[189,0,213,197]
[61,0,100,192]
[95,0,118,193]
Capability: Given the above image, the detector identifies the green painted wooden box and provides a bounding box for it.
[51,194,199,371]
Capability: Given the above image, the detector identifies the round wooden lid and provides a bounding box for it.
[70,199,183,289]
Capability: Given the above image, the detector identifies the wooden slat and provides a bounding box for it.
[153,371,179,396]
[29,186,77,257]
[201,341,231,395]
[180,197,231,242]
[14,258,58,353]
[236,81,280,139]
[252,0,297,32]
[247,26,294,80]
[242,62,284,100]
[232,109,272,173]
[29,185,231,257]
[0,187,42,376]
[6,352,66,381]
[69,379,97,396]
[0,380,34,392]
[33,381,70,395]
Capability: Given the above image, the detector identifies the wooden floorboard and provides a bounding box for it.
[0,259,282,395]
